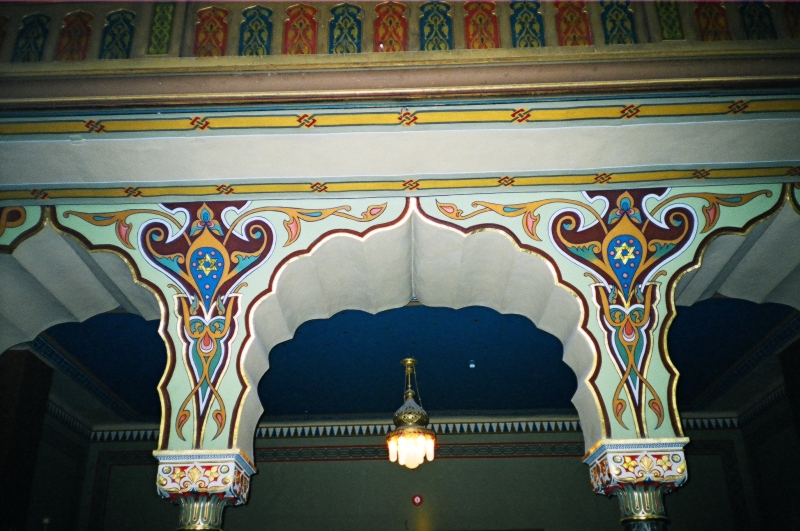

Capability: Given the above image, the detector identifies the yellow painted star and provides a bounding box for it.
[613,242,636,265]
[197,254,218,276]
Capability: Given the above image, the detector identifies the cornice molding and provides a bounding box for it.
[2,48,799,109]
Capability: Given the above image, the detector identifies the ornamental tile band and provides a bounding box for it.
[81,413,770,444]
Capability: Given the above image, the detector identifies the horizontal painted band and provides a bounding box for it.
[2,166,797,204]
[2,99,799,136]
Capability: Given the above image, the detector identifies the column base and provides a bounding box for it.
[155,452,256,531]
[614,482,671,524]
[622,520,668,531]
[176,493,231,531]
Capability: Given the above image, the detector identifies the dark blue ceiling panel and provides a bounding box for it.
[258,305,573,419]
[39,297,795,423]
[668,297,795,408]
[45,312,166,419]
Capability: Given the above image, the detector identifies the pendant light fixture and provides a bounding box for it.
[386,358,435,469]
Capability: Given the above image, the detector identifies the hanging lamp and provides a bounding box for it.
[386,358,435,469]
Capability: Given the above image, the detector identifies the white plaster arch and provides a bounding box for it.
[0,222,160,354]
[244,203,602,457]
[674,201,800,311]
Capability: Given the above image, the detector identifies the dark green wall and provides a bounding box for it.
[25,416,89,531]
[63,429,761,531]
[741,399,800,530]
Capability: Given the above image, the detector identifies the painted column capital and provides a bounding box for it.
[585,438,687,528]
[154,451,255,505]
[584,438,689,495]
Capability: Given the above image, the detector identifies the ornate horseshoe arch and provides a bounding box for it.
[2,181,780,528]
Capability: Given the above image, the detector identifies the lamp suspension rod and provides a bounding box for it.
[414,365,422,407]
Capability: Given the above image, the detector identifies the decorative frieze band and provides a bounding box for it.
[50,393,786,445]
[47,401,91,438]
[254,442,586,462]
[738,385,787,426]
[31,337,137,421]
[693,314,800,409]
[62,410,782,444]
[91,428,159,442]
[255,419,583,439]
[681,417,738,430]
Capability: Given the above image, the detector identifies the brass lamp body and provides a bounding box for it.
[386,358,436,469]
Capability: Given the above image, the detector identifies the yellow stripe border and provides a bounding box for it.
[2,99,800,136]
[3,166,799,203]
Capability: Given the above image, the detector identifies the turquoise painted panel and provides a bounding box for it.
[99,10,136,59]
[510,2,545,47]
[419,2,453,51]
[329,3,362,54]
[239,5,273,56]
[600,0,637,45]
[11,14,50,62]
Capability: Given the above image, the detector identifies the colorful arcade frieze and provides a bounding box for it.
[1,1,796,64]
